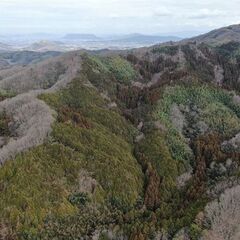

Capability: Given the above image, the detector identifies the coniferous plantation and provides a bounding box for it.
[0,1,240,239]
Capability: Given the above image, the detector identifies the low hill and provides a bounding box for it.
[26,40,69,52]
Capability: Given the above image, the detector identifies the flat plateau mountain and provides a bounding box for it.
[0,24,239,240]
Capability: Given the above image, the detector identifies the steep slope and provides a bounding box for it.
[128,41,240,92]
[188,24,240,45]
[0,61,144,239]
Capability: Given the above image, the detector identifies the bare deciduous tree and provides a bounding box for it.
[203,185,240,240]
[0,91,55,165]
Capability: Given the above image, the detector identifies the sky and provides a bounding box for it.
[0,0,240,36]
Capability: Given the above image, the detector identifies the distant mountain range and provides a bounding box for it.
[0,33,182,52]
[1,24,240,52]
[63,34,100,41]
[112,33,181,43]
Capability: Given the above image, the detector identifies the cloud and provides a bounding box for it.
[153,7,172,17]
[0,0,239,35]
[189,9,226,19]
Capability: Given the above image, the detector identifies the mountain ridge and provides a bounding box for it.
[187,23,240,45]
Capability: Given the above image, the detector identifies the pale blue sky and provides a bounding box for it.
[0,0,240,36]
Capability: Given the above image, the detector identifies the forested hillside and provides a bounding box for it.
[0,32,240,239]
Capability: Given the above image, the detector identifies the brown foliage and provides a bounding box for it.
[144,88,161,105]
[144,163,161,210]
[126,54,139,65]
[134,150,161,210]
[0,111,11,136]
[187,133,240,200]
[117,85,142,109]
[129,231,146,240]
[148,70,189,90]
[58,107,92,129]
